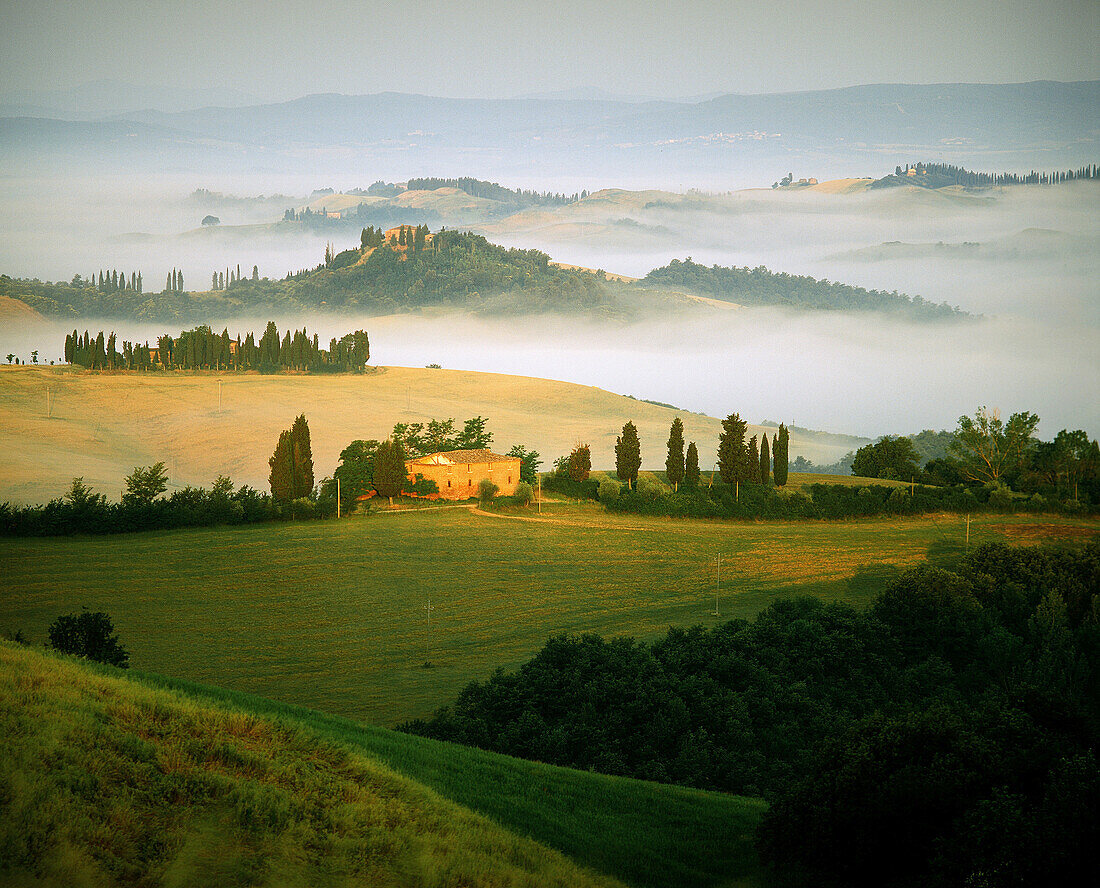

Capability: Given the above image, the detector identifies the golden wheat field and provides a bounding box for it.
[0,365,856,504]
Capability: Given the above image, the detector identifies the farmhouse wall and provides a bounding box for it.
[406,452,522,500]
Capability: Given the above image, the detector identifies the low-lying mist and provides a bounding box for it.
[5,308,1096,442]
[2,174,1095,441]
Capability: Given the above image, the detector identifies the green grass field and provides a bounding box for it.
[1,642,764,888]
[3,505,1095,728]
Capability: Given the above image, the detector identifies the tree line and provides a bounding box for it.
[211,264,259,290]
[849,408,1099,506]
[402,541,1100,887]
[551,408,1097,520]
[641,258,966,320]
[544,415,790,503]
[405,177,587,207]
[876,161,1100,189]
[82,269,144,294]
[282,202,443,233]
[0,470,285,537]
[63,322,370,372]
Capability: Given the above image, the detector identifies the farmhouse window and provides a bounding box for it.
[447,480,451,488]
[468,479,472,487]
[508,475,512,483]
[467,464,472,473]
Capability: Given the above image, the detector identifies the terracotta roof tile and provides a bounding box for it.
[406,448,513,465]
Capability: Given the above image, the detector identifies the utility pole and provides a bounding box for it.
[337,477,341,519]
[45,385,51,418]
[424,595,434,663]
[537,473,542,514]
[217,378,223,411]
[714,554,721,616]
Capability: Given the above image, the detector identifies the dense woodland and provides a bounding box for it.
[874,161,1100,190]
[641,258,967,319]
[404,541,1100,887]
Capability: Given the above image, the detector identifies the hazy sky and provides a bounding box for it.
[2,0,1097,102]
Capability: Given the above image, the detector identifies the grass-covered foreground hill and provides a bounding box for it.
[0,642,764,888]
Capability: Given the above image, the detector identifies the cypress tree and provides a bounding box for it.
[717,413,748,485]
[290,413,314,498]
[760,433,771,485]
[567,444,591,482]
[774,424,790,487]
[665,417,685,491]
[268,429,295,502]
[373,439,408,504]
[684,442,700,488]
[614,421,641,490]
[747,435,760,483]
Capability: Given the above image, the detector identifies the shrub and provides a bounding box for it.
[598,478,621,503]
[289,497,316,519]
[986,482,1014,511]
[47,609,129,668]
[514,481,533,505]
[478,479,499,502]
[405,474,440,497]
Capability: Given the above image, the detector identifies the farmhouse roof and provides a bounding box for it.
[407,449,514,466]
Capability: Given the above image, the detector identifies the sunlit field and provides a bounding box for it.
[4,505,1094,725]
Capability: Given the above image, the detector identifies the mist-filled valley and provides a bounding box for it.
[2,169,1097,441]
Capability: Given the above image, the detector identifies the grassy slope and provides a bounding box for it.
[0,642,764,888]
[0,641,623,888]
[0,365,859,504]
[134,668,766,888]
[4,505,1095,726]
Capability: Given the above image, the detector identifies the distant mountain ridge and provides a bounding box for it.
[2,81,1096,187]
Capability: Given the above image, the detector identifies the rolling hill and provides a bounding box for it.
[0,364,862,504]
[0,641,765,887]
[1,221,973,322]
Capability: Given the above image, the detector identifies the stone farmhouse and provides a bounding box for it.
[405,449,521,500]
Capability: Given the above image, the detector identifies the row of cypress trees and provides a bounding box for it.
[614,416,790,489]
[717,414,789,487]
[63,322,370,372]
[90,269,142,294]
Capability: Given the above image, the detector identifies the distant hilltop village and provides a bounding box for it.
[772,173,818,189]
